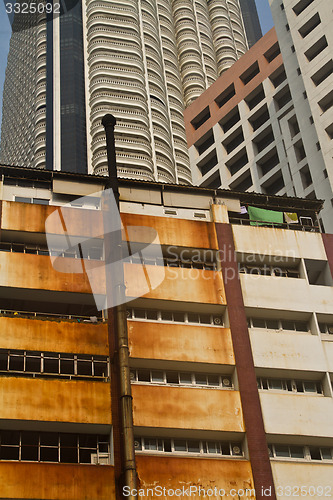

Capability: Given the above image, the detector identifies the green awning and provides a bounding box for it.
[248,206,283,226]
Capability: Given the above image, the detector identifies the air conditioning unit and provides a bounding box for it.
[134,440,141,449]
[232,446,241,455]
[130,371,136,381]
[91,453,110,465]
[213,317,222,325]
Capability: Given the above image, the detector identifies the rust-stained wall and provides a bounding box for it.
[132,385,244,432]
[0,462,115,500]
[0,378,111,424]
[1,201,104,238]
[125,264,225,304]
[128,321,234,365]
[136,456,255,499]
[0,316,108,355]
[0,252,105,295]
[122,213,218,249]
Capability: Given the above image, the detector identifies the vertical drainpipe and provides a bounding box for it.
[102,114,137,499]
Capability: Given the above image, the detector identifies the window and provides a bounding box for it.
[130,369,233,389]
[257,377,322,394]
[225,147,248,176]
[245,84,265,110]
[127,308,223,326]
[240,265,300,279]
[248,317,309,333]
[298,13,321,38]
[222,127,244,155]
[0,431,110,464]
[300,165,312,189]
[0,349,109,381]
[311,60,333,87]
[195,130,214,156]
[219,106,240,133]
[319,323,333,335]
[135,437,243,457]
[191,107,210,130]
[292,0,314,16]
[264,43,280,63]
[269,444,333,462]
[269,66,287,88]
[240,61,260,85]
[318,90,333,113]
[197,150,218,176]
[304,36,328,62]
[215,83,235,108]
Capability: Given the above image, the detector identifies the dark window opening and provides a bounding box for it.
[215,84,235,108]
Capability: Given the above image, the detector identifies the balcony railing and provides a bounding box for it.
[229,217,320,232]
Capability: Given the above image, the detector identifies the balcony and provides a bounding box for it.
[132,385,243,432]
[250,328,326,372]
[0,252,105,295]
[0,462,115,500]
[121,213,218,249]
[240,274,333,315]
[1,201,103,238]
[0,378,111,425]
[260,392,333,439]
[0,316,108,355]
[232,225,326,260]
[128,321,234,365]
[136,455,254,496]
[125,264,225,304]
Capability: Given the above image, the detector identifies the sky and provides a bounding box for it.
[0,0,274,139]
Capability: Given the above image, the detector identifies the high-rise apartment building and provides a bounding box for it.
[0,0,250,182]
[185,17,333,233]
[1,165,333,498]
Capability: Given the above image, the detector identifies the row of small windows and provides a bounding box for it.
[0,241,103,261]
[128,254,216,270]
[269,444,333,462]
[0,349,109,381]
[257,377,322,394]
[239,265,300,279]
[0,431,110,464]
[130,369,232,388]
[247,317,309,333]
[126,308,223,326]
[134,437,243,457]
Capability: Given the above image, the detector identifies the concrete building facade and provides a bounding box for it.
[0,0,251,182]
[0,165,333,499]
[185,20,333,233]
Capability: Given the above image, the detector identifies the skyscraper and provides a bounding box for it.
[238,0,262,47]
[0,0,249,182]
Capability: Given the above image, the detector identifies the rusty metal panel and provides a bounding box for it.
[0,317,108,355]
[121,213,219,249]
[0,462,115,499]
[125,265,225,304]
[0,253,105,294]
[128,321,234,365]
[0,378,111,424]
[136,456,255,499]
[132,385,244,432]
[1,201,104,237]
